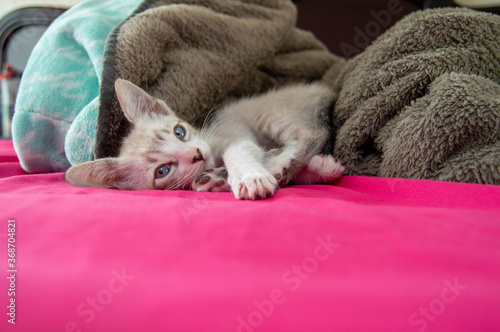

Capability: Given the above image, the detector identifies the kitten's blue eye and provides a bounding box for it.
[174,125,186,141]
[155,164,170,179]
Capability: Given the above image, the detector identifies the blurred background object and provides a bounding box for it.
[0,5,69,138]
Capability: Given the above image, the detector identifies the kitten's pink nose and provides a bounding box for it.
[180,147,204,164]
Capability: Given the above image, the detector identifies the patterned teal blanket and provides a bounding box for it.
[12,0,140,172]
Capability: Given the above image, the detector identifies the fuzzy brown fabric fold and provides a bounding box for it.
[324,8,500,184]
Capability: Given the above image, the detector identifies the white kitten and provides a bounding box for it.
[65,80,344,199]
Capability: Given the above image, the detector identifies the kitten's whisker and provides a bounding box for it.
[191,112,208,126]
[191,102,221,129]
[199,116,228,145]
[165,178,181,191]
[202,102,225,128]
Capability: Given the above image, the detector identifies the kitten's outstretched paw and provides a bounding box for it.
[272,167,288,187]
[192,167,230,192]
[229,171,278,200]
[266,155,291,187]
[294,155,345,184]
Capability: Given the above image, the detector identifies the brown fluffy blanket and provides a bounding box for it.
[95,1,500,184]
[325,8,500,184]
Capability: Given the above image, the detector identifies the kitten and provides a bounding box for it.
[65,79,344,199]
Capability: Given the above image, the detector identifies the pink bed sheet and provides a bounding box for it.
[1,139,499,332]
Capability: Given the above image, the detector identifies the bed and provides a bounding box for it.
[2,0,500,331]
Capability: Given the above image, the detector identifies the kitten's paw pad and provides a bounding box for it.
[267,158,292,187]
[308,155,345,181]
[230,172,277,200]
[192,167,230,192]
[273,167,288,187]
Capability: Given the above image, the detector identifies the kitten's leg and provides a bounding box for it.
[265,146,299,187]
[265,127,328,187]
[293,154,345,185]
[192,167,230,192]
[224,140,278,200]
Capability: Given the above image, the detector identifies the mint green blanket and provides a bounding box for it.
[12,0,140,172]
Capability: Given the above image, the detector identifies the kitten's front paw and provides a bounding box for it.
[192,167,230,192]
[229,170,278,200]
[266,156,291,187]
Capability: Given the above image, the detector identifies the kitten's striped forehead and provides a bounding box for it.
[120,116,199,165]
[150,129,171,146]
[153,129,170,140]
[121,116,176,154]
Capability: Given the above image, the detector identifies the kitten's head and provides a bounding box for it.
[65,79,214,190]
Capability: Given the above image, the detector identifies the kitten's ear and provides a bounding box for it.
[65,158,126,189]
[115,79,171,123]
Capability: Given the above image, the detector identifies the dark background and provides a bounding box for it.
[295,0,421,58]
